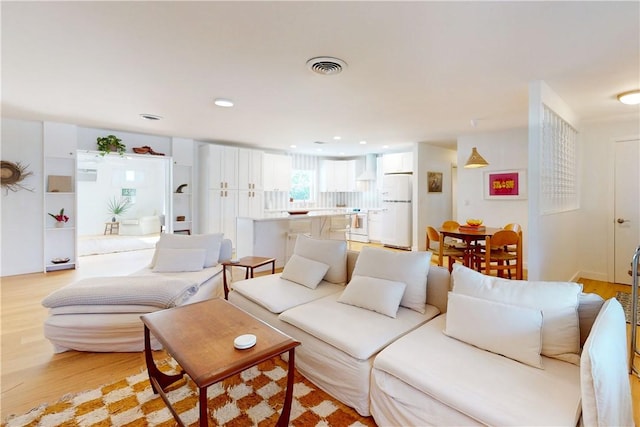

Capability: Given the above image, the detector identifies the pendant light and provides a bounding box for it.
[464,147,489,168]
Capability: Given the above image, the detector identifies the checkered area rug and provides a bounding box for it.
[616,291,640,326]
[2,357,376,427]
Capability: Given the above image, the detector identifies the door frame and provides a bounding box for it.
[607,135,640,283]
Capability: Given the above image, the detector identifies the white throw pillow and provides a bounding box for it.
[337,275,407,318]
[352,246,431,314]
[444,292,544,369]
[152,248,206,272]
[293,235,347,284]
[451,264,582,359]
[152,233,223,268]
[281,254,330,289]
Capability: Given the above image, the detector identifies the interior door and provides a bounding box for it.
[614,139,640,284]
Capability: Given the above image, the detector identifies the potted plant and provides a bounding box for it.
[107,196,132,222]
[48,208,70,227]
[97,135,126,157]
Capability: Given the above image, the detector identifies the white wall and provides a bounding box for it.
[457,128,529,263]
[1,118,44,276]
[414,143,457,250]
[579,118,640,281]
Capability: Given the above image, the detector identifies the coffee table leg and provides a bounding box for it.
[199,386,208,427]
[223,265,229,299]
[277,348,296,427]
[144,325,184,392]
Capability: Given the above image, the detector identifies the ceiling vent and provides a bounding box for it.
[306,57,347,75]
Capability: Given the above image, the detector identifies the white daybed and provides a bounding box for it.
[42,233,231,353]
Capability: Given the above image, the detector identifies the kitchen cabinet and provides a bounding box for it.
[207,144,238,189]
[207,188,238,245]
[263,153,292,192]
[43,122,77,272]
[238,189,263,218]
[382,152,413,174]
[171,138,194,234]
[238,148,263,191]
[320,159,357,192]
[368,210,383,242]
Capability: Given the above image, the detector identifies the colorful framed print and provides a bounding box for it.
[484,169,527,200]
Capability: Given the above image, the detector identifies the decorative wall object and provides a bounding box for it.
[484,169,527,200]
[428,171,443,193]
[47,175,73,192]
[1,160,34,193]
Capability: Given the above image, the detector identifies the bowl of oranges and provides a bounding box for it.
[466,218,483,227]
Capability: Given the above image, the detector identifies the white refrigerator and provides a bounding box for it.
[381,173,412,249]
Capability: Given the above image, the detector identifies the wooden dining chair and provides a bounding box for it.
[474,229,522,279]
[426,226,465,272]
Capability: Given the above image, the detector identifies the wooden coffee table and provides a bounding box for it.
[141,298,300,427]
[222,256,276,299]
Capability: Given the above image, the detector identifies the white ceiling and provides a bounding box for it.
[2,1,639,156]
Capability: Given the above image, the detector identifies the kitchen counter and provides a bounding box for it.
[236,212,354,268]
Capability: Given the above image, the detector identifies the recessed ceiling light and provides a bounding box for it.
[214,98,234,107]
[140,114,162,121]
[316,148,323,152]
[383,145,389,149]
[290,145,297,149]
[359,140,367,145]
[617,90,640,105]
[333,136,341,140]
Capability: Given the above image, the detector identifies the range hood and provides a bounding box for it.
[357,154,377,181]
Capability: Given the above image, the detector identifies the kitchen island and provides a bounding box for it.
[236,211,354,269]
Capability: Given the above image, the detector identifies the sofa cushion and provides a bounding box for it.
[444,292,543,368]
[232,273,344,314]
[152,233,224,268]
[352,246,431,314]
[293,235,347,284]
[580,298,634,427]
[152,248,206,272]
[373,315,582,426]
[281,254,330,289]
[280,293,439,360]
[452,264,581,359]
[338,275,406,318]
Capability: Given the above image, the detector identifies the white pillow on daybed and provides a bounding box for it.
[452,264,582,360]
[293,235,347,284]
[444,292,544,368]
[151,233,224,268]
[352,246,431,314]
[338,275,406,318]
[152,248,206,272]
[281,254,330,289]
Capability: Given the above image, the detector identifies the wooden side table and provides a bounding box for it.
[222,256,276,299]
[104,221,120,235]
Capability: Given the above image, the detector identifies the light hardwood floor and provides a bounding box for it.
[1,247,639,425]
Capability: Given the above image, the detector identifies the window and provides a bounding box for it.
[290,169,315,202]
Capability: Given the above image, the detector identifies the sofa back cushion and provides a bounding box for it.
[352,246,431,314]
[580,298,634,427]
[445,292,544,368]
[293,235,347,284]
[338,275,406,318]
[152,248,206,272]
[452,264,581,360]
[281,254,330,289]
[578,292,605,347]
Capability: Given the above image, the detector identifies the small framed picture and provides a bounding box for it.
[484,169,527,200]
[428,171,443,193]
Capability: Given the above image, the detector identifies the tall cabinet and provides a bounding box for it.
[43,122,77,272]
[171,138,195,234]
[238,148,264,218]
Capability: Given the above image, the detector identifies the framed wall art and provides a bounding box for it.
[484,169,527,200]
[428,171,443,193]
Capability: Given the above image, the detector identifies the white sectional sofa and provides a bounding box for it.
[228,236,634,425]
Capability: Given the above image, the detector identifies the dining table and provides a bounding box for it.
[438,225,503,271]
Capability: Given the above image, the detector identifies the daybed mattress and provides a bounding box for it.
[370,314,582,426]
[44,265,223,353]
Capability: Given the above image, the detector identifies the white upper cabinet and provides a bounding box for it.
[238,148,263,190]
[263,153,292,192]
[320,159,357,192]
[207,145,238,189]
[171,137,194,166]
[382,152,413,174]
